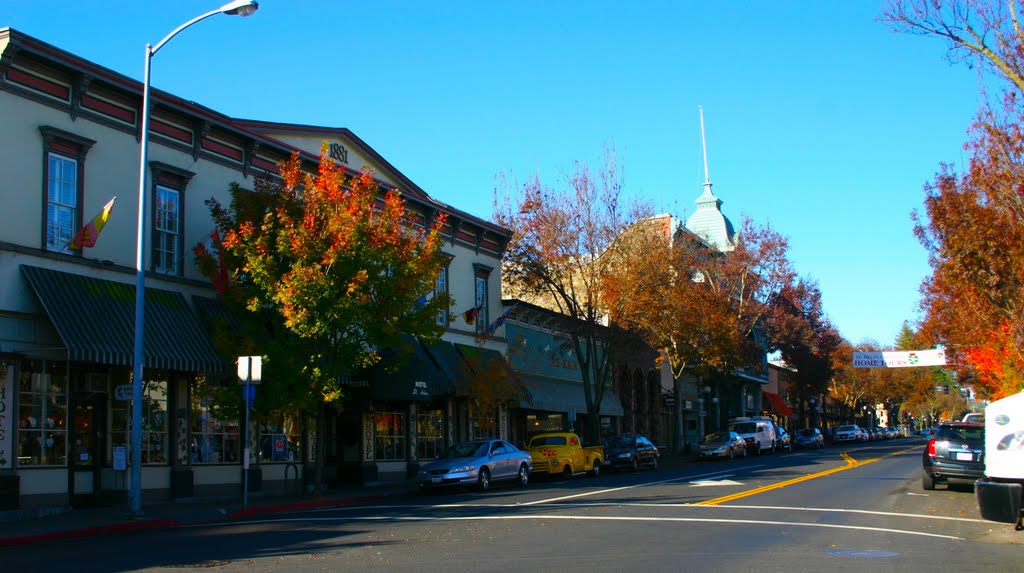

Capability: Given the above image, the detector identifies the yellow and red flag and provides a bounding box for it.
[68,196,116,250]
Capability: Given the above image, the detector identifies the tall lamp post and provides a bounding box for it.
[131,0,259,517]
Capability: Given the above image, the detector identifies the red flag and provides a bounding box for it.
[462,304,483,325]
[68,197,116,250]
[193,229,229,295]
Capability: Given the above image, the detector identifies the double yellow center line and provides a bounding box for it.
[693,447,917,506]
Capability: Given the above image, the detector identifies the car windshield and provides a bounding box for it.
[798,429,816,437]
[838,425,857,432]
[440,441,488,459]
[529,435,567,447]
[604,436,633,448]
[730,422,756,434]
[937,426,984,441]
[703,433,730,444]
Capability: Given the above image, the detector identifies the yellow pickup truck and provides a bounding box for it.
[527,432,604,478]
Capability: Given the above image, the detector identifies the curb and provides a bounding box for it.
[0,518,180,548]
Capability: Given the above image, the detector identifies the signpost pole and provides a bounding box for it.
[243,373,250,508]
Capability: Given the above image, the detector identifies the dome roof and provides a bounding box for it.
[684,183,736,251]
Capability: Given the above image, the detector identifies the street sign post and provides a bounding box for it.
[237,355,262,508]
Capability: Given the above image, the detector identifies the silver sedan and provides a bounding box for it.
[417,439,532,492]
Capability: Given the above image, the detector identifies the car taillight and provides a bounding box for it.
[927,438,936,458]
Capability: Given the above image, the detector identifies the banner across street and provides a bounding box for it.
[852,349,947,368]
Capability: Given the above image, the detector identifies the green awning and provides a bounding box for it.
[420,339,470,393]
[21,265,224,373]
[453,343,528,401]
[364,336,450,402]
[518,374,625,416]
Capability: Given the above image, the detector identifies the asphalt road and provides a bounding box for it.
[4,438,1020,572]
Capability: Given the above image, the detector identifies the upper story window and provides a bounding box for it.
[40,126,95,253]
[154,185,180,274]
[473,263,493,335]
[149,162,194,276]
[434,266,449,327]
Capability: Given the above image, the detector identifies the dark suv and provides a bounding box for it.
[922,422,985,490]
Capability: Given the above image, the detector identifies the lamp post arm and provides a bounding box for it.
[151,8,225,56]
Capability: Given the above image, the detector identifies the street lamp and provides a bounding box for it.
[131,0,259,518]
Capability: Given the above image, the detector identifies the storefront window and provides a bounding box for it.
[17,372,67,466]
[470,408,496,439]
[110,378,168,464]
[190,399,239,464]
[258,414,300,463]
[526,413,563,438]
[374,411,405,461]
[417,409,444,460]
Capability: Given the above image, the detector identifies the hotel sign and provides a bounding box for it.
[0,364,11,468]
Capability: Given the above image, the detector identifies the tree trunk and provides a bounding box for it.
[674,375,684,455]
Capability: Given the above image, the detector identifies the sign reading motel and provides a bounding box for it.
[852,349,947,368]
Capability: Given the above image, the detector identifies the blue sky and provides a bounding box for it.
[6,1,984,346]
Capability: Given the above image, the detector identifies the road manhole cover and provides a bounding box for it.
[825,549,899,558]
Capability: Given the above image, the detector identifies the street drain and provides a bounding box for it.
[166,560,232,568]
[825,549,899,558]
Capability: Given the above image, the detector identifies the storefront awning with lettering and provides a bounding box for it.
[518,374,624,417]
[363,336,450,402]
[21,265,224,373]
[762,391,793,417]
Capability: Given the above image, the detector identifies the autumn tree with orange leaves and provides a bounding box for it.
[603,214,798,450]
[494,146,652,443]
[884,0,1024,398]
[199,145,451,485]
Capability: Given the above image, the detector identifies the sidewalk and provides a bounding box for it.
[0,480,415,547]
[0,452,699,547]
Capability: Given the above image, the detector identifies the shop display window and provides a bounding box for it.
[417,409,444,460]
[258,414,300,463]
[17,372,67,466]
[190,401,239,464]
[374,411,405,461]
[110,378,168,464]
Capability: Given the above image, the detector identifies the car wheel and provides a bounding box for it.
[591,460,601,477]
[562,465,573,480]
[631,457,639,471]
[922,471,935,491]
[729,448,735,460]
[517,463,529,487]
[742,446,748,457]
[650,456,659,470]
[477,467,491,492]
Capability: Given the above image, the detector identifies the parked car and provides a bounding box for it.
[833,424,862,443]
[775,426,793,453]
[698,431,748,460]
[793,427,825,450]
[922,422,986,491]
[417,439,532,492]
[727,418,776,455]
[602,434,660,471]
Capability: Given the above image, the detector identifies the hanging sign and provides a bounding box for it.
[853,349,947,368]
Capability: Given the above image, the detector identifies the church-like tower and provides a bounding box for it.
[684,107,736,252]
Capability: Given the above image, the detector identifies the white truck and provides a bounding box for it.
[727,417,776,455]
[975,390,1024,531]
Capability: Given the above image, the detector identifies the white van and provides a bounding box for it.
[727,418,776,455]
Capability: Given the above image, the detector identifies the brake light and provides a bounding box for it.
[927,438,936,458]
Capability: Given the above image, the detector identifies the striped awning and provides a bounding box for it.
[21,265,224,373]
